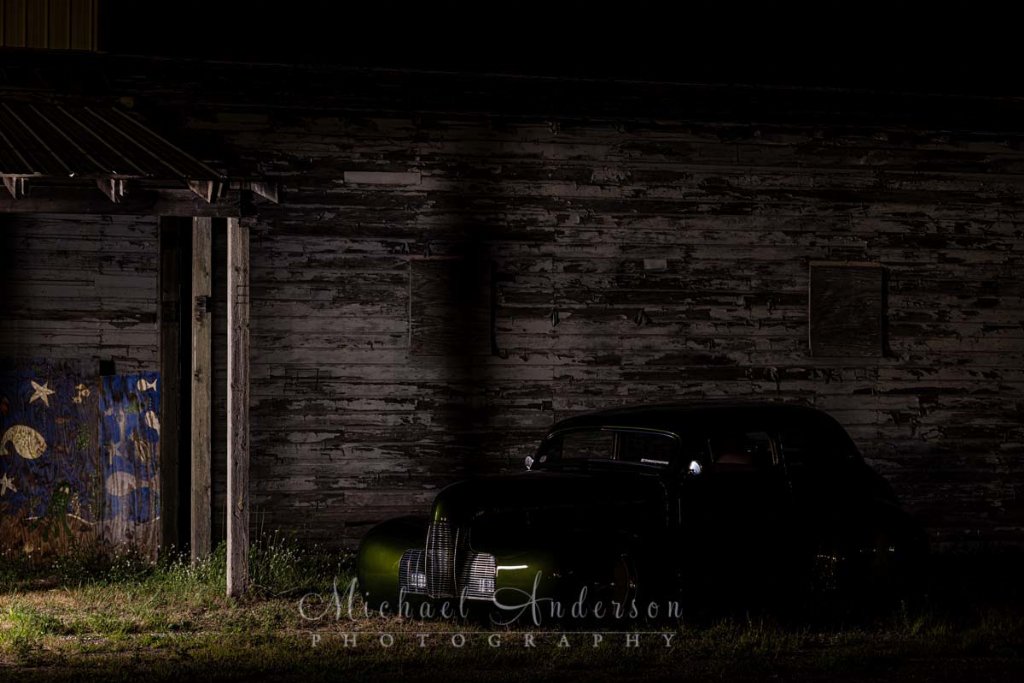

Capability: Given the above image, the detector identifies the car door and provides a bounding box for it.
[777,423,856,540]
[692,428,794,599]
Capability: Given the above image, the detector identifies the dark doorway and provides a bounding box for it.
[159,216,193,554]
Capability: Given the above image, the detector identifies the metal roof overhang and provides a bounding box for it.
[0,99,276,216]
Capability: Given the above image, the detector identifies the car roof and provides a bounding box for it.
[548,400,837,436]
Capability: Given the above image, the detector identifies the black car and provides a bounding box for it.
[357,402,926,620]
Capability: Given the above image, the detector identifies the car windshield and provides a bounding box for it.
[535,428,680,469]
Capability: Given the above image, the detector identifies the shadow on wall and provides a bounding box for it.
[409,131,524,479]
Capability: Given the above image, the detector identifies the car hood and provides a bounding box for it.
[430,467,669,551]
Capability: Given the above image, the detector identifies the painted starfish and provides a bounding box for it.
[29,380,55,407]
[0,473,16,496]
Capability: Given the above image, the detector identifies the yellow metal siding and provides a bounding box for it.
[0,0,97,50]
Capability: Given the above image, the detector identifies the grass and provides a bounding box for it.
[2,540,1024,682]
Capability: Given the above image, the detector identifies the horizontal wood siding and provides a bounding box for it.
[0,213,159,371]
[3,53,1023,549]
[221,111,1024,549]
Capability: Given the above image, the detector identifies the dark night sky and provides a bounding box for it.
[97,1,1018,95]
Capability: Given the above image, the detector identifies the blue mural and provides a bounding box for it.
[0,361,160,557]
[98,374,161,532]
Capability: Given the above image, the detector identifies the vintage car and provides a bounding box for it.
[356,402,926,619]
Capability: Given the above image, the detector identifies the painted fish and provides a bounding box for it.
[1,425,47,460]
[73,383,91,404]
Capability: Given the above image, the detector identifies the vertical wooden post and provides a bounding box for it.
[227,217,250,597]
[158,217,182,555]
[191,216,213,563]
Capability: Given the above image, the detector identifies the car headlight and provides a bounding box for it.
[461,552,497,598]
[399,549,427,594]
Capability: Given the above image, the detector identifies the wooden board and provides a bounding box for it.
[809,262,885,358]
[226,217,250,596]
[190,217,212,562]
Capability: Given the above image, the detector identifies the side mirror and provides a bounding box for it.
[687,460,703,477]
[524,455,535,471]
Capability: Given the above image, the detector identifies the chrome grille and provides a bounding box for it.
[425,520,457,598]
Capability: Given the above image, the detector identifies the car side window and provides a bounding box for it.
[538,428,679,468]
[707,430,777,471]
[559,430,616,460]
[616,430,678,466]
[778,422,854,483]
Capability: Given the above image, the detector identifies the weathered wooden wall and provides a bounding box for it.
[0,213,158,370]
[0,214,162,557]
[3,53,1024,550]
[231,118,1024,549]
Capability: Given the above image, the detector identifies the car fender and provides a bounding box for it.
[356,515,428,608]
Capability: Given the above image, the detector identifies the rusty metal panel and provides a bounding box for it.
[48,0,72,48]
[0,0,96,50]
[69,0,96,50]
[1,0,26,47]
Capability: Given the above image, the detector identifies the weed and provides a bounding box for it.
[1,546,1022,680]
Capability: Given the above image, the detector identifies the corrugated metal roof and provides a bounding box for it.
[0,100,222,182]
